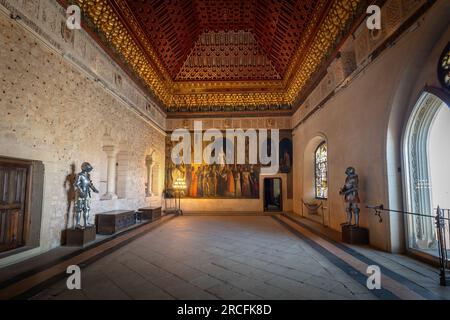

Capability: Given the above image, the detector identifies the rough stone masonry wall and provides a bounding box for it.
[0,12,165,263]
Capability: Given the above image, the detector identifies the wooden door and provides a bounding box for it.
[0,162,28,253]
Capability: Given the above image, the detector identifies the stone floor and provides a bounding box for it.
[31,215,450,300]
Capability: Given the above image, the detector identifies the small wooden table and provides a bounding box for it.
[138,206,162,222]
[95,210,136,235]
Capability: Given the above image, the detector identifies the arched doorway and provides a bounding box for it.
[264,177,282,212]
[403,92,450,254]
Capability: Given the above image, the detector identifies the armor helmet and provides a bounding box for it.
[81,162,93,172]
[345,166,355,175]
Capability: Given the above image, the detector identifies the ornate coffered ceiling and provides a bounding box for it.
[65,0,367,116]
[176,30,281,81]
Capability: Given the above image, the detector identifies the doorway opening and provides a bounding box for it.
[264,178,282,212]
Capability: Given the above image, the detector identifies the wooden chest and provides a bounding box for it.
[138,206,162,222]
[66,226,96,246]
[95,210,136,235]
[341,225,369,245]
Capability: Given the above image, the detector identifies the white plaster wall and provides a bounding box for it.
[0,12,165,266]
[388,4,450,253]
[292,0,450,252]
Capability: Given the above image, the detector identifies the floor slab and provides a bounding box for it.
[30,215,450,300]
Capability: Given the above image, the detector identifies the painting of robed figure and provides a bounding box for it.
[279,138,293,173]
[165,136,261,199]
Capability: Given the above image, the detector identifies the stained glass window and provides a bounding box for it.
[437,42,450,91]
[315,142,328,199]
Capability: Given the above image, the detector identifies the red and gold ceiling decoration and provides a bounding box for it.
[69,0,366,115]
[176,30,281,81]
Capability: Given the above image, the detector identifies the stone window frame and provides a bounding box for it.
[402,89,449,252]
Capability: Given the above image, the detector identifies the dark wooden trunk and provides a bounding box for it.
[138,206,162,222]
[95,210,136,235]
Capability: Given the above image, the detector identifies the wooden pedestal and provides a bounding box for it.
[341,225,369,245]
[138,206,162,222]
[66,226,96,246]
[96,210,136,235]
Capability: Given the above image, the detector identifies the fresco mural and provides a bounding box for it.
[165,131,293,199]
[166,162,260,199]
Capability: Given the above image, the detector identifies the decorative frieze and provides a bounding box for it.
[166,116,292,131]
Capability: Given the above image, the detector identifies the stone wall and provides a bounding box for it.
[0,0,166,130]
[0,11,166,266]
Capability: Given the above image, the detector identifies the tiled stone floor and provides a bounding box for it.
[31,216,450,300]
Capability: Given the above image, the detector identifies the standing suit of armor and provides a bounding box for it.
[339,167,360,227]
[74,162,99,228]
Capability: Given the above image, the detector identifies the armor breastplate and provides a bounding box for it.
[344,175,359,203]
[76,173,91,196]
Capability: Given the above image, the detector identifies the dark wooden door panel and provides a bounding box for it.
[0,164,28,252]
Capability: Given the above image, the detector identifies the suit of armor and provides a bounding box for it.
[74,162,99,228]
[339,167,360,227]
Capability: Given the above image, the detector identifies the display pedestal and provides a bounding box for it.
[66,226,96,246]
[341,225,369,245]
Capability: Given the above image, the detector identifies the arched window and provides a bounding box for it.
[315,142,328,199]
[437,42,449,92]
[403,92,449,252]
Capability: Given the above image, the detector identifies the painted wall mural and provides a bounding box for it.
[279,138,293,174]
[165,131,293,199]
[167,163,261,199]
[165,138,260,199]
